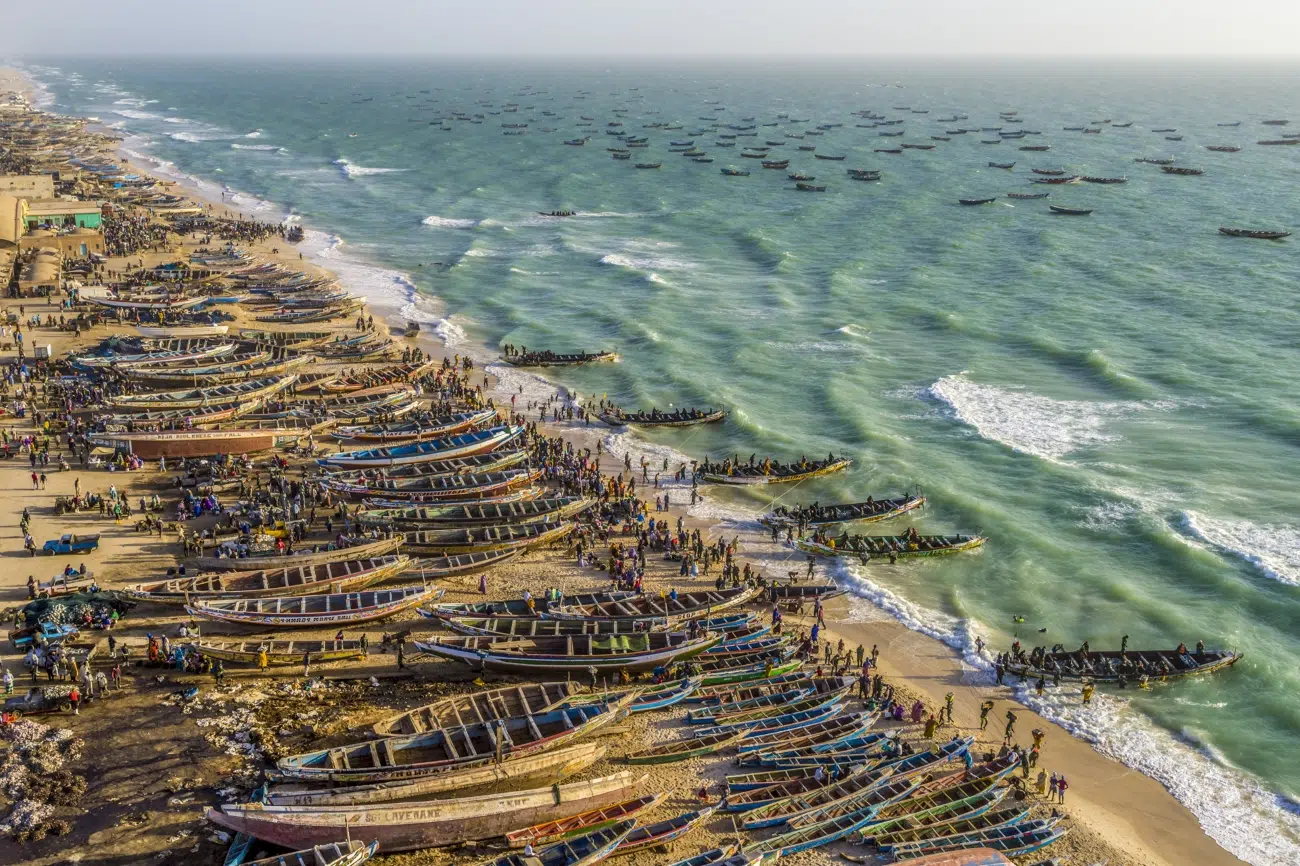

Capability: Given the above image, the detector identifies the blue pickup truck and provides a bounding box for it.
[42,533,100,555]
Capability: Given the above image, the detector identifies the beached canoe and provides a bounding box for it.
[136,324,230,339]
[189,639,365,666]
[486,821,635,866]
[128,352,314,385]
[414,631,722,675]
[206,772,643,852]
[547,585,762,621]
[401,549,521,579]
[611,805,716,856]
[1002,646,1243,683]
[274,702,626,783]
[724,763,875,812]
[760,496,925,528]
[629,676,700,712]
[128,555,409,603]
[307,360,440,394]
[426,592,635,620]
[331,409,500,443]
[882,818,1067,859]
[439,617,668,638]
[797,533,986,559]
[403,521,575,554]
[690,677,848,723]
[688,673,813,706]
[319,426,525,468]
[265,742,607,807]
[186,585,436,628]
[89,428,283,459]
[699,658,803,687]
[357,497,595,529]
[194,535,404,571]
[505,794,667,848]
[242,840,378,866]
[371,682,583,736]
[624,727,752,764]
[109,376,296,412]
[320,450,531,483]
[324,467,542,501]
[863,805,1030,848]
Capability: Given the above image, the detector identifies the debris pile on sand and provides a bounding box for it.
[0,720,85,841]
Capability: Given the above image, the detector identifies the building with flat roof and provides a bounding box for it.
[0,175,55,198]
[21,198,103,230]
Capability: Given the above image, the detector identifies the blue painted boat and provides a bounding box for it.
[686,688,812,724]
[662,845,738,866]
[629,677,701,713]
[484,820,636,866]
[686,672,810,704]
[737,711,879,756]
[319,426,522,467]
[705,635,785,655]
[694,703,841,740]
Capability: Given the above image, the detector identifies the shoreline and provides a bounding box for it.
[0,63,1275,866]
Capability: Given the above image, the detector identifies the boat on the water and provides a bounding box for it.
[599,408,726,428]
[698,456,850,485]
[1007,193,1049,199]
[798,533,985,559]
[1160,166,1204,175]
[958,198,997,205]
[186,585,436,628]
[503,350,619,368]
[1003,646,1243,683]
[1205,145,1242,152]
[1048,205,1092,216]
[206,772,643,853]
[1218,227,1291,240]
[760,495,924,528]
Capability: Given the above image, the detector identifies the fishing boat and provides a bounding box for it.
[1218,227,1291,240]
[318,426,523,468]
[358,497,593,529]
[194,534,403,572]
[110,376,295,412]
[698,457,850,485]
[882,819,1068,858]
[128,556,408,603]
[331,410,500,444]
[624,727,752,764]
[846,169,881,180]
[629,676,701,712]
[372,682,582,736]
[688,672,812,705]
[413,631,721,675]
[207,772,642,853]
[634,163,662,169]
[275,703,626,783]
[611,806,716,856]
[128,353,314,385]
[309,361,439,394]
[439,617,662,639]
[1080,176,1127,184]
[485,821,635,866]
[762,160,790,169]
[1205,145,1242,152]
[503,350,619,368]
[1030,176,1080,185]
[795,183,827,192]
[1030,168,1065,175]
[186,585,436,628]
[401,549,522,579]
[505,796,665,848]
[798,533,984,559]
[600,408,726,427]
[987,162,1015,169]
[901,144,936,150]
[742,805,884,857]
[958,198,997,205]
[1134,157,1174,165]
[1048,205,1092,216]
[136,324,230,339]
[241,841,377,866]
[89,295,207,312]
[1002,646,1243,683]
[1018,145,1050,151]
[699,658,802,687]
[813,154,846,161]
[403,521,575,554]
[90,429,281,459]
[874,149,902,154]
[190,639,366,666]
[425,591,633,620]
[548,585,762,621]
[325,468,541,502]
[1006,193,1049,199]
[1258,139,1299,145]
[721,168,750,176]
[863,805,1030,848]
[1160,166,1204,175]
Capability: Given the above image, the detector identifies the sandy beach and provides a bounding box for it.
[0,64,1250,866]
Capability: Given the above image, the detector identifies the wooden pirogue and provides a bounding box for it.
[331,409,500,443]
[185,585,436,628]
[797,533,986,558]
[372,682,582,736]
[487,821,636,866]
[547,584,762,621]
[330,467,543,502]
[425,591,636,619]
[108,375,296,411]
[206,772,645,852]
[243,840,377,866]
[402,549,521,578]
[624,727,752,764]
[599,408,727,428]
[760,495,926,528]
[505,794,666,847]
[318,426,524,467]
[698,457,851,485]
[89,429,283,459]
[502,350,619,367]
[439,617,673,638]
[414,631,723,674]
[319,449,530,483]
[194,534,403,571]
[126,352,314,385]
[611,805,716,855]
[128,555,409,603]
[1003,646,1243,683]
[275,701,628,783]
[190,639,366,666]
[403,521,575,554]
[357,497,593,529]
[306,360,440,394]
[265,742,607,807]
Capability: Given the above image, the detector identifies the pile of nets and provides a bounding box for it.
[19,592,135,626]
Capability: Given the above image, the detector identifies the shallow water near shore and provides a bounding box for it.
[21,57,1300,862]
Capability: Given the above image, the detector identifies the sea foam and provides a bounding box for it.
[1179,512,1300,586]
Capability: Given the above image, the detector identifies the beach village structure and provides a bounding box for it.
[0,73,1249,866]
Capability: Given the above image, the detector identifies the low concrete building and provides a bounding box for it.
[0,175,56,199]
[22,198,103,230]
[17,226,104,257]
[0,194,24,246]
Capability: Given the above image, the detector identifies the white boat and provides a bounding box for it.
[136,324,230,338]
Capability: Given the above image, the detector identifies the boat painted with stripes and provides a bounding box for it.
[414,631,722,674]
[194,534,404,571]
[128,556,407,603]
[186,585,436,628]
[319,426,524,467]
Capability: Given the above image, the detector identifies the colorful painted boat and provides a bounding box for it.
[547,585,762,622]
[206,772,643,852]
[1002,647,1243,683]
[318,426,524,467]
[699,458,851,485]
[331,409,499,443]
[414,631,722,675]
[610,805,716,856]
[186,585,436,628]
[242,840,377,866]
[624,727,752,764]
[371,682,582,736]
[190,639,365,666]
[699,659,802,687]
[128,556,408,603]
[760,496,925,528]
[505,794,667,848]
[324,467,542,501]
[109,375,296,411]
[357,497,595,529]
[629,676,701,712]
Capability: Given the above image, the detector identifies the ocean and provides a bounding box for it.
[19,57,1300,862]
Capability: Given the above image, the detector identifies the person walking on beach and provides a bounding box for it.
[979,699,994,730]
[69,684,80,715]
[855,644,864,668]
[923,713,938,739]
[257,648,268,673]
[302,651,311,679]
[1057,775,1068,803]
[1049,772,1059,800]
[1004,710,1017,742]
[1036,768,1048,795]
[942,692,955,725]
[1082,681,1095,705]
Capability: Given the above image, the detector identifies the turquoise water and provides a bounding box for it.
[24,58,1300,861]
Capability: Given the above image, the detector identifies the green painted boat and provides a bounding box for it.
[699,659,802,687]
[624,727,752,765]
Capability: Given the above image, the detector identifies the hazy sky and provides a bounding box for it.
[5,0,1300,58]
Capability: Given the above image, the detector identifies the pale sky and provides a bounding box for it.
[4,0,1299,57]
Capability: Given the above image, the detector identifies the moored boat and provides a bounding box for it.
[1002,645,1243,683]
[698,456,850,485]
[1218,227,1291,240]
[798,533,985,559]
[1048,205,1092,215]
